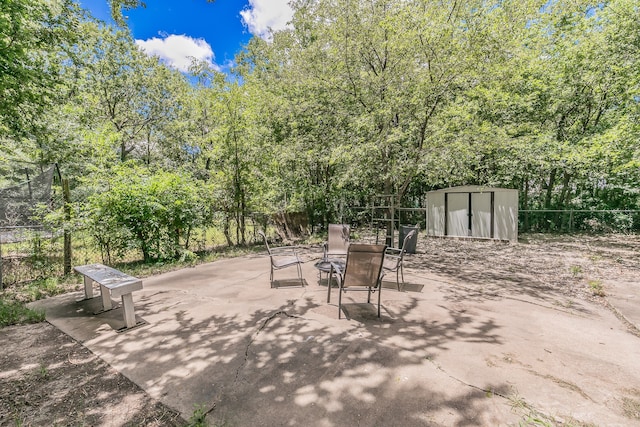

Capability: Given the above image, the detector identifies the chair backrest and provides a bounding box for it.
[327,224,350,255]
[258,231,272,254]
[342,244,386,289]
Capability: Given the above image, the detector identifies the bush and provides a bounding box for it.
[87,165,215,263]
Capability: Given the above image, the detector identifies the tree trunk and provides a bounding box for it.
[544,168,556,210]
[557,171,573,231]
[240,189,247,246]
[223,215,233,247]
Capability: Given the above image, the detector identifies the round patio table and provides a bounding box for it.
[314,259,345,284]
[314,259,346,303]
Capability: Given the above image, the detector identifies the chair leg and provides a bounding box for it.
[338,288,343,319]
[400,263,405,289]
[270,265,274,283]
[377,284,382,317]
[297,262,304,286]
[396,269,401,291]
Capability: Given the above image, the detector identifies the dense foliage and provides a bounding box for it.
[86,165,214,262]
[1,0,639,260]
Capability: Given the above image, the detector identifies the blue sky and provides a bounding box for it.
[78,0,294,73]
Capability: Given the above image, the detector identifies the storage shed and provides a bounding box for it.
[426,186,518,242]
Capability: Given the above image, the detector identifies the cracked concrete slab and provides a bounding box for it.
[30,246,640,426]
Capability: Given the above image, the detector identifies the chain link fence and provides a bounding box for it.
[2,207,639,288]
[519,210,640,233]
[0,226,62,288]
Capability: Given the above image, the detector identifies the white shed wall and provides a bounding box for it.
[426,186,518,242]
[493,190,519,241]
[426,191,445,237]
[471,192,492,238]
[447,193,469,237]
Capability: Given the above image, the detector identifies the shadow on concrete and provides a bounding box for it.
[93,289,510,426]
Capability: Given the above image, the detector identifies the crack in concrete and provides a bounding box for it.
[202,310,303,421]
[424,357,561,424]
[425,356,510,399]
[603,299,640,338]
[234,310,303,384]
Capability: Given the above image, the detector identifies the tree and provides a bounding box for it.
[74,22,189,163]
[0,0,81,140]
[240,0,542,232]
[472,0,639,218]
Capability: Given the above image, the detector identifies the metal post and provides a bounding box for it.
[389,195,395,247]
[424,194,428,237]
[570,210,574,233]
[63,179,72,275]
[0,230,3,290]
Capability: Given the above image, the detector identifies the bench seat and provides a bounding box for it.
[74,263,143,329]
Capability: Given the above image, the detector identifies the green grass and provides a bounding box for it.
[0,225,298,330]
[20,277,68,301]
[588,279,605,297]
[0,299,45,327]
[569,265,582,277]
[187,406,207,427]
[0,240,266,329]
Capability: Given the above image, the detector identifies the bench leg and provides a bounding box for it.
[100,285,112,311]
[121,293,136,328]
[84,276,94,299]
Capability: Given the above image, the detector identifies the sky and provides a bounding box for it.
[78,0,294,73]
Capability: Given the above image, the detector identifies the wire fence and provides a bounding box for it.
[0,226,63,288]
[344,206,640,234]
[2,208,639,288]
[519,209,640,233]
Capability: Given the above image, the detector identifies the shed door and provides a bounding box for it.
[471,192,492,238]
[446,193,469,237]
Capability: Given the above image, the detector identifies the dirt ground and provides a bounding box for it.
[1,233,639,426]
[0,322,185,426]
[417,233,640,303]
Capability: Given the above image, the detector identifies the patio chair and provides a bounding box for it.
[323,224,350,261]
[327,243,387,319]
[383,229,417,291]
[259,231,304,286]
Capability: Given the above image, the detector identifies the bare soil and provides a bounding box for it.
[0,322,185,426]
[1,233,639,426]
[412,233,640,305]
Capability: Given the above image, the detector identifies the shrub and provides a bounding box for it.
[87,165,215,263]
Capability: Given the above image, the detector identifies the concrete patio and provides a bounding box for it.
[31,245,640,426]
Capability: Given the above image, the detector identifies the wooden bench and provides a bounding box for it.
[74,263,143,330]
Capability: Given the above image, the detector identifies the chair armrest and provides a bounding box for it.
[329,261,344,283]
[270,245,300,251]
[269,246,301,256]
[329,261,344,275]
[383,250,402,271]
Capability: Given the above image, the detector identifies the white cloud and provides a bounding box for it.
[240,0,294,40]
[136,34,216,73]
